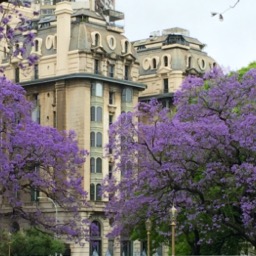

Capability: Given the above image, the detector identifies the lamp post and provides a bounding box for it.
[8,232,11,256]
[38,197,58,236]
[145,218,152,256]
[170,205,177,256]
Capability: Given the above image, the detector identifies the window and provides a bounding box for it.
[109,115,113,126]
[95,33,100,46]
[96,158,102,173]
[35,40,39,52]
[91,157,102,173]
[94,59,100,74]
[96,132,102,147]
[121,240,133,256]
[90,183,95,201]
[31,166,39,202]
[163,78,169,93]
[187,56,192,68]
[108,64,115,77]
[91,106,102,122]
[122,88,133,103]
[90,221,101,256]
[124,65,129,80]
[15,67,20,83]
[96,184,102,201]
[124,41,129,53]
[90,157,95,173]
[164,56,168,67]
[109,163,113,179]
[34,64,39,80]
[91,82,103,97]
[91,132,103,148]
[109,91,115,105]
[31,188,39,202]
[32,94,40,124]
[90,132,95,147]
[152,58,157,69]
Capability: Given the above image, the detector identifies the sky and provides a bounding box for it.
[115,0,256,71]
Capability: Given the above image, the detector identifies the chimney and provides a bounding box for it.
[55,1,73,76]
[89,0,95,11]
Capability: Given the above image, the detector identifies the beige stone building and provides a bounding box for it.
[134,27,216,106]
[0,1,217,256]
[1,1,146,255]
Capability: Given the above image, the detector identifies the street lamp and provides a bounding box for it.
[145,218,152,256]
[170,205,177,256]
[38,197,58,237]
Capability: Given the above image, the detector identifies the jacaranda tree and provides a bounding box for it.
[0,76,89,241]
[103,68,256,255]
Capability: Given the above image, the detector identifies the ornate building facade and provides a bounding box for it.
[1,1,145,255]
[133,27,216,106]
[0,1,217,256]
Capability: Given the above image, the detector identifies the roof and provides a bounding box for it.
[20,72,147,90]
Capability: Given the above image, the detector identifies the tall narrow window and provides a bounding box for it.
[109,91,115,105]
[109,163,113,179]
[53,111,57,128]
[15,67,20,83]
[124,65,129,80]
[121,240,133,256]
[90,221,102,256]
[163,78,169,93]
[152,58,157,69]
[94,59,100,74]
[91,106,95,121]
[35,40,39,52]
[164,56,168,67]
[96,184,102,201]
[90,132,95,147]
[187,56,192,68]
[34,64,39,80]
[96,132,102,147]
[124,41,129,53]
[109,115,113,126]
[90,184,95,201]
[32,94,40,124]
[31,166,39,202]
[122,88,133,103]
[96,107,102,122]
[90,157,95,173]
[96,158,102,173]
[95,33,100,46]
[108,64,115,77]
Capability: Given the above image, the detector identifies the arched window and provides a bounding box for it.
[152,58,157,69]
[90,132,95,147]
[90,157,95,173]
[95,33,100,46]
[96,158,102,173]
[35,40,39,52]
[97,107,102,122]
[187,56,192,68]
[90,183,95,201]
[164,56,168,67]
[96,184,102,201]
[96,132,102,147]
[91,106,95,121]
[124,41,129,53]
[90,221,102,256]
